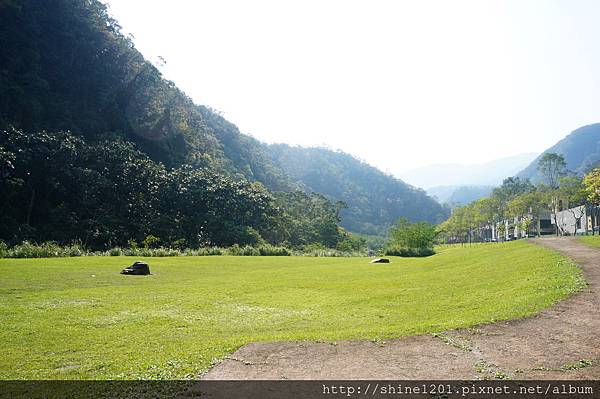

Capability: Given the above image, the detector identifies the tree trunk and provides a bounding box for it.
[26,187,35,226]
[553,207,560,236]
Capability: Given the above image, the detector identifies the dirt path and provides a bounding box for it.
[202,237,600,380]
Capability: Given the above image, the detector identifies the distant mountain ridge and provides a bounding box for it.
[399,153,538,189]
[517,123,600,183]
[427,185,494,206]
[263,144,449,235]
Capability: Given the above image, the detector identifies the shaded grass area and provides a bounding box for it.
[578,235,600,248]
[0,241,584,379]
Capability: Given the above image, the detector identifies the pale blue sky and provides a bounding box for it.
[104,0,600,176]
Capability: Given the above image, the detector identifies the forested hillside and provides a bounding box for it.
[264,144,448,235]
[195,106,296,192]
[0,0,286,180]
[518,124,600,182]
[0,0,346,248]
[0,0,446,247]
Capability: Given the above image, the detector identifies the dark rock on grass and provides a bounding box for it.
[370,258,390,264]
[121,261,151,275]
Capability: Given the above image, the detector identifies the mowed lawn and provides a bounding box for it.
[578,235,600,248]
[0,241,584,379]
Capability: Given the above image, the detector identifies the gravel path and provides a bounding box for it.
[202,237,600,380]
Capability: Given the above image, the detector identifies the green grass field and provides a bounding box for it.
[0,241,584,379]
[578,235,600,248]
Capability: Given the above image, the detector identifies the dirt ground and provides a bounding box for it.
[202,237,600,380]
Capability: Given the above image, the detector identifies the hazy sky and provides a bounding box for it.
[104,0,600,176]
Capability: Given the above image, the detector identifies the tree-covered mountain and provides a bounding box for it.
[517,124,600,183]
[0,0,345,248]
[196,108,448,235]
[0,0,446,246]
[263,144,449,235]
[0,0,291,184]
[195,106,296,192]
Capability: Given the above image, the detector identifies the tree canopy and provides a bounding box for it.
[583,166,600,205]
[384,218,437,257]
[537,153,567,188]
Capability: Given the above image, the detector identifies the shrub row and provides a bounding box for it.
[1,242,361,258]
[383,246,435,257]
[0,241,86,258]
[294,248,364,257]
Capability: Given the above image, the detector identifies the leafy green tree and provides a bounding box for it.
[537,153,567,188]
[583,167,600,205]
[583,167,600,235]
[558,176,587,206]
[491,177,535,212]
[469,198,499,241]
[385,218,437,256]
[438,206,468,244]
[506,191,546,237]
[557,176,590,235]
[335,230,367,252]
[271,191,346,248]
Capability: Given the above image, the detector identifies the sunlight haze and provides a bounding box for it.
[104,0,600,177]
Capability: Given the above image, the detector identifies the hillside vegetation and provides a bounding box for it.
[518,124,600,182]
[0,0,446,245]
[265,144,448,235]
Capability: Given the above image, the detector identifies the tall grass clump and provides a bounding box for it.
[257,244,291,256]
[7,241,64,258]
[226,245,260,256]
[63,242,85,257]
[184,247,223,256]
[108,247,123,256]
[296,243,364,257]
[0,241,7,258]
[383,246,435,257]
